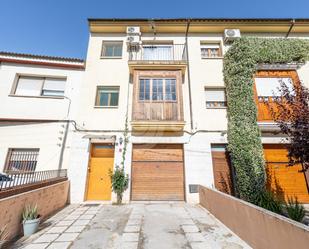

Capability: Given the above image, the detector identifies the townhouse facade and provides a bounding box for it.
[1,19,309,205]
[0,52,84,175]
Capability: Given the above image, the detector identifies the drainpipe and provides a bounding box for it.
[185,19,194,131]
[58,96,71,172]
[285,19,295,38]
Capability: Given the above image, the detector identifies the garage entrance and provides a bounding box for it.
[131,144,185,201]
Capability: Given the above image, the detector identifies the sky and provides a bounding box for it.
[0,0,309,59]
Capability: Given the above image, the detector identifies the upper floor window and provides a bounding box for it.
[95,86,119,107]
[14,76,66,97]
[201,42,222,58]
[4,148,39,172]
[101,41,123,58]
[205,88,227,108]
[255,77,293,102]
[139,78,176,101]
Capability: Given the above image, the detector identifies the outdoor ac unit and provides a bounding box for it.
[126,26,141,34]
[126,35,141,45]
[224,29,241,43]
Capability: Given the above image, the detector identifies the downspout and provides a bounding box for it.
[58,96,71,172]
[285,19,295,38]
[185,19,194,131]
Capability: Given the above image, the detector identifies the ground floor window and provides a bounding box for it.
[4,148,39,172]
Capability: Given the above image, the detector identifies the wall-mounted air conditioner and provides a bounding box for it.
[126,26,141,35]
[126,35,141,45]
[224,29,241,43]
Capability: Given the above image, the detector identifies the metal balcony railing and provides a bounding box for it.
[0,169,67,191]
[129,44,187,62]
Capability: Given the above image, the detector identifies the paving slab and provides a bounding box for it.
[65,225,86,233]
[46,226,68,234]
[55,232,79,242]
[55,220,74,226]
[122,233,140,242]
[47,242,72,249]
[24,243,49,249]
[33,234,59,243]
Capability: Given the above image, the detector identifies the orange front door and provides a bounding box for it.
[86,144,114,201]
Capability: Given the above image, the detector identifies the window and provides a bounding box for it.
[101,41,123,57]
[139,78,176,101]
[142,45,173,60]
[201,42,222,58]
[205,88,227,108]
[4,148,39,172]
[14,76,66,97]
[95,86,119,107]
[255,77,293,102]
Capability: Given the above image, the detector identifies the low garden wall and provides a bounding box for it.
[199,186,309,249]
[0,180,69,240]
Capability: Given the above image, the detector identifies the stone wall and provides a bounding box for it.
[199,186,309,249]
[0,180,69,240]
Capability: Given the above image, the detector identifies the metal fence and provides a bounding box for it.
[129,44,187,61]
[0,169,67,191]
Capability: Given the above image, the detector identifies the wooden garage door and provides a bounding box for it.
[132,144,184,201]
[264,144,309,203]
[211,145,234,195]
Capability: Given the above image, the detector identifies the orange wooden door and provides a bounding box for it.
[86,144,114,201]
[132,144,184,201]
[211,145,234,195]
[264,144,309,203]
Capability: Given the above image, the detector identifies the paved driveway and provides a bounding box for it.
[19,202,250,249]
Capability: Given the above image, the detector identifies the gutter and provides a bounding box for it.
[185,19,194,131]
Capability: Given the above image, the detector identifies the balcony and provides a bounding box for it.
[131,70,185,133]
[128,44,187,74]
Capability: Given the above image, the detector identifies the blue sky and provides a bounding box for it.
[0,0,308,59]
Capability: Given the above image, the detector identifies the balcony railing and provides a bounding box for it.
[129,44,187,62]
[0,169,67,191]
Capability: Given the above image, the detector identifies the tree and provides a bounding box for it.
[269,78,309,176]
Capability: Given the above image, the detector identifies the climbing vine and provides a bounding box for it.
[223,37,309,203]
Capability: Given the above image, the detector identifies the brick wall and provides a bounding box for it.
[0,180,69,240]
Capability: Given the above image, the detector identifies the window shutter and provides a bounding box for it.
[15,76,43,96]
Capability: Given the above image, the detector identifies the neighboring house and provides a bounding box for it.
[69,18,309,204]
[0,52,84,174]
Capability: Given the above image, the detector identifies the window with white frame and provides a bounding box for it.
[205,88,227,108]
[95,86,120,107]
[201,42,222,58]
[101,41,123,57]
[255,77,293,102]
[4,148,39,172]
[139,78,176,101]
[14,76,66,97]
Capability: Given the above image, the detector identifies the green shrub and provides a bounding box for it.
[110,166,129,204]
[254,190,283,215]
[22,204,39,221]
[285,197,305,222]
[224,37,309,202]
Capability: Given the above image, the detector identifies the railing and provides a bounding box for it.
[129,44,187,62]
[0,169,67,191]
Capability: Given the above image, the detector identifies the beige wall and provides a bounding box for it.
[199,186,309,249]
[0,180,69,240]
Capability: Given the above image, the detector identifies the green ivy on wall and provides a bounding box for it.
[223,37,309,203]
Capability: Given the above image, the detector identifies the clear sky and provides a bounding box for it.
[0,0,308,59]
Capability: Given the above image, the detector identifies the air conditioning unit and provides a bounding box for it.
[126,26,141,34]
[224,29,241,43]
[126,35,141,45]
